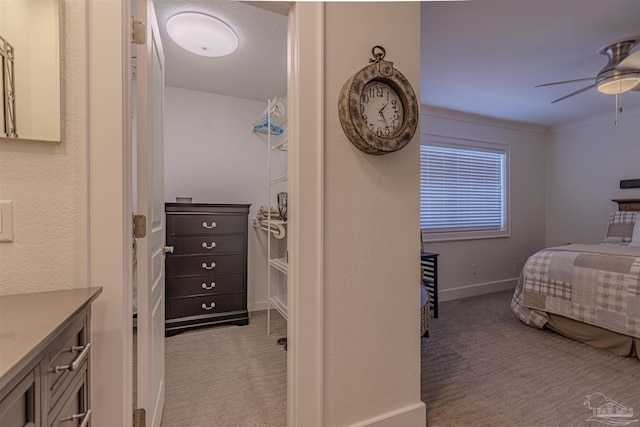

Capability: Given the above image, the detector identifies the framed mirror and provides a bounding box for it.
[0,0,60,142]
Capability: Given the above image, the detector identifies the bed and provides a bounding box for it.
[511,199,640,359]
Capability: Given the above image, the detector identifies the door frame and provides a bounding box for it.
[287,3,324,425]
[87,0,134,425]
[87,1,324,425]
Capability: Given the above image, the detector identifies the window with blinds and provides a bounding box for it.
[420,139,509,241]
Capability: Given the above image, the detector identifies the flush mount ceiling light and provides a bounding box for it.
[166,12,238,57]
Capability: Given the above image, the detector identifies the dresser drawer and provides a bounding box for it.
[168,274,245,298]
[169,293,245,319]
[168,214,246,235]
[48,366,88,427]
[0,370,37,427]
[168,234,244,255]
[168,254,244,277]
[45,314,87,411]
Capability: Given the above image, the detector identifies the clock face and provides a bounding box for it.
[360,81,404,138]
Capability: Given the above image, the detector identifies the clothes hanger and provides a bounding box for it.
[252,115,285,135]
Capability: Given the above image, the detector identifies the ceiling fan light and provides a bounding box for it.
[166,12,238,57]
[596,76,640,95]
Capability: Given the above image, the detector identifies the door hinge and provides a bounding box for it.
[132,19,146,45]
[133,408,146,427]
[133,214,147,238]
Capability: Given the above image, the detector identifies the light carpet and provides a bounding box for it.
[160,291,639,426]
[422,290,639,427]
[161,310,287,427]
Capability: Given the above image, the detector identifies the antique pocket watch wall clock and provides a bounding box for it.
[339,45,419,155]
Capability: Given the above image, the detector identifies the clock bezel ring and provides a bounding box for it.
[339,60,419,155]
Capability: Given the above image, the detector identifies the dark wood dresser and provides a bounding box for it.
[165,203,250,336]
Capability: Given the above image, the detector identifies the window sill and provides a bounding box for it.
[422,229,510,243]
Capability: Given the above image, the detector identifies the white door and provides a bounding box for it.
[135,1,166,426]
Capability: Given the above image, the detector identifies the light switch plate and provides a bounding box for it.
[0,200,14,242]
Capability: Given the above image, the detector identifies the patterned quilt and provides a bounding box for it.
[512,244,640,339]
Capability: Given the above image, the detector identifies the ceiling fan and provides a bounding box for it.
[536,38,640,103]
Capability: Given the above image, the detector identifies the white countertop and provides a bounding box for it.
[0,287,102,391]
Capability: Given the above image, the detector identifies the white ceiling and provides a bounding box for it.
[151,0,640,127]
[151,0,287,102]
[421,0,640,127]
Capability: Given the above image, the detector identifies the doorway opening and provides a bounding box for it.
[132,1,289,425]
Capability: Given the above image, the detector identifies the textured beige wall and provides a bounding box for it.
[324,2,423,425]
[0,0,87,295]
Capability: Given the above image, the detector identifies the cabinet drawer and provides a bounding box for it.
[0,370,37,427]
[45,315,87,411]
[168,254,244,277]
[48,366,88,427]
[169,293,245,319]
[168,234,244,255]
[168,274,244,298]
[168,214,246,235]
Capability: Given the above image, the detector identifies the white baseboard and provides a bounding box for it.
[439,278,517,302]
[349,402,426,427]
[248,301,268,312]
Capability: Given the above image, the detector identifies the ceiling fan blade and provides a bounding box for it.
[550,83,598,103]
[535,77,595,88]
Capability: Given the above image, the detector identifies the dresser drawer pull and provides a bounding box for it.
[202,282,216,290]
[51,343,91,373]
[202,221,217,229]
[202,242,217,249]
[201,262,216,270]
[201,302,216,310]
[61,409,92,427]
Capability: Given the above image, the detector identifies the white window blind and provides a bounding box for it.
[420,143,507,236]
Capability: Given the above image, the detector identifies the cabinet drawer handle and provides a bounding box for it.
[201,262,216,270]
[201,302,216,310]
[202,282,216,290]
[61,409,92,427]
[202,242,217,249]
[51,343,91,373]
[202,221,217,229]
